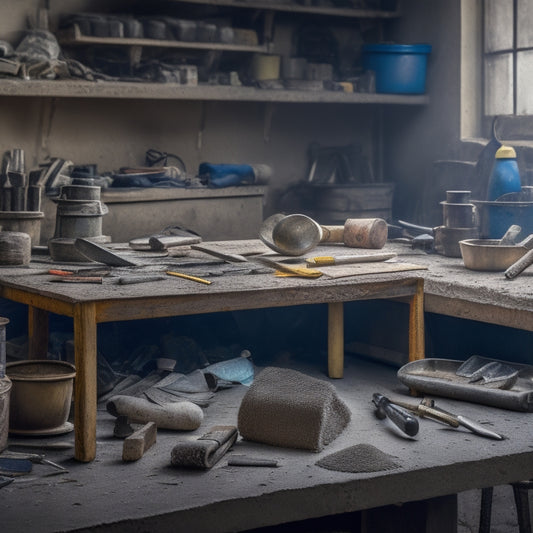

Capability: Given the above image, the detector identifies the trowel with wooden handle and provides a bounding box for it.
[191,244,322,278]
[305,252,397,267]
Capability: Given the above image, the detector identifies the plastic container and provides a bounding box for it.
[199,163,271,188]
[486,145,521,201]
[362,43,432,94]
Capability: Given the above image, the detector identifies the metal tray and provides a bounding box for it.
[397,358,533,412]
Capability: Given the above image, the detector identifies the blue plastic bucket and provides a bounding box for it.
[473,200,533,240]
[362,43,432,94]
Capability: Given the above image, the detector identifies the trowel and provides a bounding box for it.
[191,244,322,278]
[74,238,138,267]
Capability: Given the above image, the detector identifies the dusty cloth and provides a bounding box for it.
[170,425,238,469]
[237,367,351,452]
[316,443,399,473]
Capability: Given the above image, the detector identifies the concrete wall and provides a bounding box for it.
[0,0,468,233]
[385,0,466,223]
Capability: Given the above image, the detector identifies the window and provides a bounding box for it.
[484,0,533,115]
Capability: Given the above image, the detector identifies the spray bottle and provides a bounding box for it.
[486,145,521,201]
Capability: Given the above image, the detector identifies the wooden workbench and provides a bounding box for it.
[0,242,425,462]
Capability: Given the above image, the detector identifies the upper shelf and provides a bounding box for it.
[162,0,401,18]
[59,25,269,54]
[0,79,428,104]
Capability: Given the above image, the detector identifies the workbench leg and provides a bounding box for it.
[73,303,97,462]
[425,494,458,533]
[28,306,49,359]
[408,279,425,362]
[328,301,344,378]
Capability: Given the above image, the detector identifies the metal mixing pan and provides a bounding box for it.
[397,357,533,411]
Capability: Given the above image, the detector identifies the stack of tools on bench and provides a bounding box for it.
[0,149,45,214]
[48,179,110,262]
[0,149,45,265]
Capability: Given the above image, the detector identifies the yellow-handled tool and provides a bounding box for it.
[305,252,397,267]
[166,271,212,285]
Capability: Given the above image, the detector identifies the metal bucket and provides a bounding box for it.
[473,200,533,240]
[7,360,76,433]
[312,183,394,224]
[0,211,44,247]
[0,377,11,452]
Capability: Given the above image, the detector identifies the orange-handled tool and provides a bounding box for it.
[48,269,74,276]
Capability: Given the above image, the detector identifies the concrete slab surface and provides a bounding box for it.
[1,356,533,533]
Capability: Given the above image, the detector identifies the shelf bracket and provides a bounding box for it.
[263,102,275,143]
[128,45,143,69]
[197,101,207,152]
[263,11,276,52]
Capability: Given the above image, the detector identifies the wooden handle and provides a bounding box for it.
[505,248,533,279]
[320,218,388,249]
[320,225,344,243]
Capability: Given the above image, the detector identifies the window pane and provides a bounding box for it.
[517,0,533,48]
[517,50,533,114]
[485,0,514,52]
[485,53,514,115]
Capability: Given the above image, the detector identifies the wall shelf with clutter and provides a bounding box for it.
[0,0,428,106]
[0,78,429,104]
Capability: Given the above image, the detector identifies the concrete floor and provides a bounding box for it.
[458,486,526,533]
[1,356,532,533]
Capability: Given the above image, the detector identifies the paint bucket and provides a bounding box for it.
[251,54,280,80]
[362,43,431,94]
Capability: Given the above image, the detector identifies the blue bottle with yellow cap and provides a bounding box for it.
[486,145,521,200]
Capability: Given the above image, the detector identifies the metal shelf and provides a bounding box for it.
[163,0,401,19]
[58,24,268,54]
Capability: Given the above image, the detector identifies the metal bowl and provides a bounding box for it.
[459,239,527,271]
[260,213,322,256]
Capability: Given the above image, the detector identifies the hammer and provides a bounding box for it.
[320,218,388,249]
[265,214,388,256]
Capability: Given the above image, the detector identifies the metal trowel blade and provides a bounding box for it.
[74,238,138,267]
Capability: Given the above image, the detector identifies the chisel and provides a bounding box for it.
[372,392,419,437]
